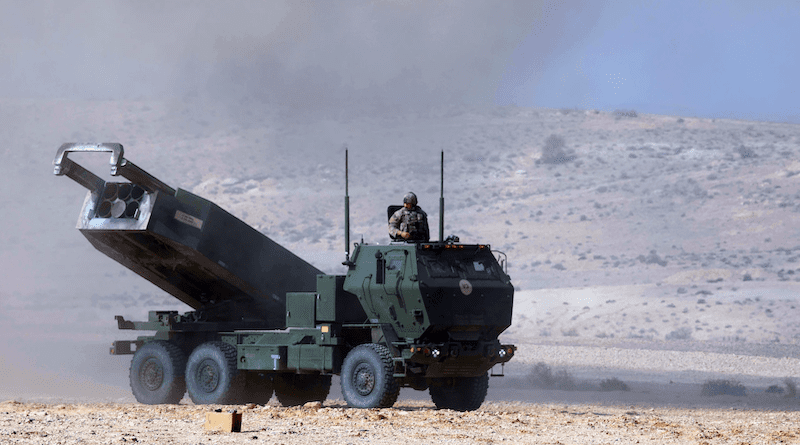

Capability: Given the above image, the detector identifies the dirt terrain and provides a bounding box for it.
[3,398,800,445]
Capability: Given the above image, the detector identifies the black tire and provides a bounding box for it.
[341,344,399,408]
[185,341,243,405]
[129,341,186,405]
[273,373,332,406]
[429,373,489,412]
[240,372,274,405]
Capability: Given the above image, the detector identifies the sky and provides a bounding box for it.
[496,0,800,123]
[0,0,798,121]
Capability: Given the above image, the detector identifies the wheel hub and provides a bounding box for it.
[140,358,164,391]
[196,358,220,393]
[353,363,376,396]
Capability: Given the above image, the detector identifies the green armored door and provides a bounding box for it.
[384,250,408,315]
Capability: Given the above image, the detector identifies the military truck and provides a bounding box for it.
[54,143,515,411]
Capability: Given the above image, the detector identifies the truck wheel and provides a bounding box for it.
[341,344,399,408]
[185,341,243,405]
[429,373,489,412]
[273,373,332,406]
[129,341,186,405]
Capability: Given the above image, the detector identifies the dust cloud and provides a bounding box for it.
[0,1,557,110]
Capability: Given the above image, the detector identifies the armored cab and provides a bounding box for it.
[343,242,513,377]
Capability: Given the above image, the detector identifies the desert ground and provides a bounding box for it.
[3,398,800,445]
[2,99,800,442]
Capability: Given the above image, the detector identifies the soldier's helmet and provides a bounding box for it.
[403,192,418,206]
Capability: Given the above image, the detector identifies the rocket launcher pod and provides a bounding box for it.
[54,143,322,328]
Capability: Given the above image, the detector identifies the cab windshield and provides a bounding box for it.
[418,248,504,280]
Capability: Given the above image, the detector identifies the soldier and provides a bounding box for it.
[389,192,430,242]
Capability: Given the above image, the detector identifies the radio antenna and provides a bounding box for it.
[439,150,444,242]
[344,148,351,265]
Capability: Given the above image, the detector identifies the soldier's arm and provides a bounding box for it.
[389,210,410,239]
[388,211,402,237]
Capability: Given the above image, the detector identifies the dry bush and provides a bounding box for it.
[528,362,556,388]
[537,134,576,165]
[666,327,693,341]
[737,145,757,159]
[701,379,746,397]
[599,377,630,392]
[553,370,577,391]
[528,362,576,390]
[561,328,579,337]
[785,378,797,398]
[637,250,667,267]
[613,109,638,119]
[766,385,784,394]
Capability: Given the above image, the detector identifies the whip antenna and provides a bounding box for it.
[439,150,444,242]
[344,148,351,265]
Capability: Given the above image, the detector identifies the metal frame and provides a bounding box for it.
[54,143,175,195]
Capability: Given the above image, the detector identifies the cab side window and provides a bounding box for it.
[387,258,404,271]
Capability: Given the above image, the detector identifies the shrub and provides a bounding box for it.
[666,327,693,341]
[528,362,555,388]
[561,328,579,337]
[766,385,784,394]
[538,134,576,165]
[785,378,797,398]
[701,379,746,396]
[737,145,757,159]
[613,109,638,119]
[638,250,667,267]
[553,369,576,390]
[599,378,630,392]
[528,362,576,390]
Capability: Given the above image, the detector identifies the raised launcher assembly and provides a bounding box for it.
[53,143,322,329]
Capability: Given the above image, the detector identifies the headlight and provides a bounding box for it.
[431,348,440,358]
[498,348,507,358]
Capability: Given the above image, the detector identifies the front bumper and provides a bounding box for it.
[406,341,515,378]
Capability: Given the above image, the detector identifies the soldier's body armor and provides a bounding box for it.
[389,206,430,241]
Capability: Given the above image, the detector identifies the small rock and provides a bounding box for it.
[303,401,322,411]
